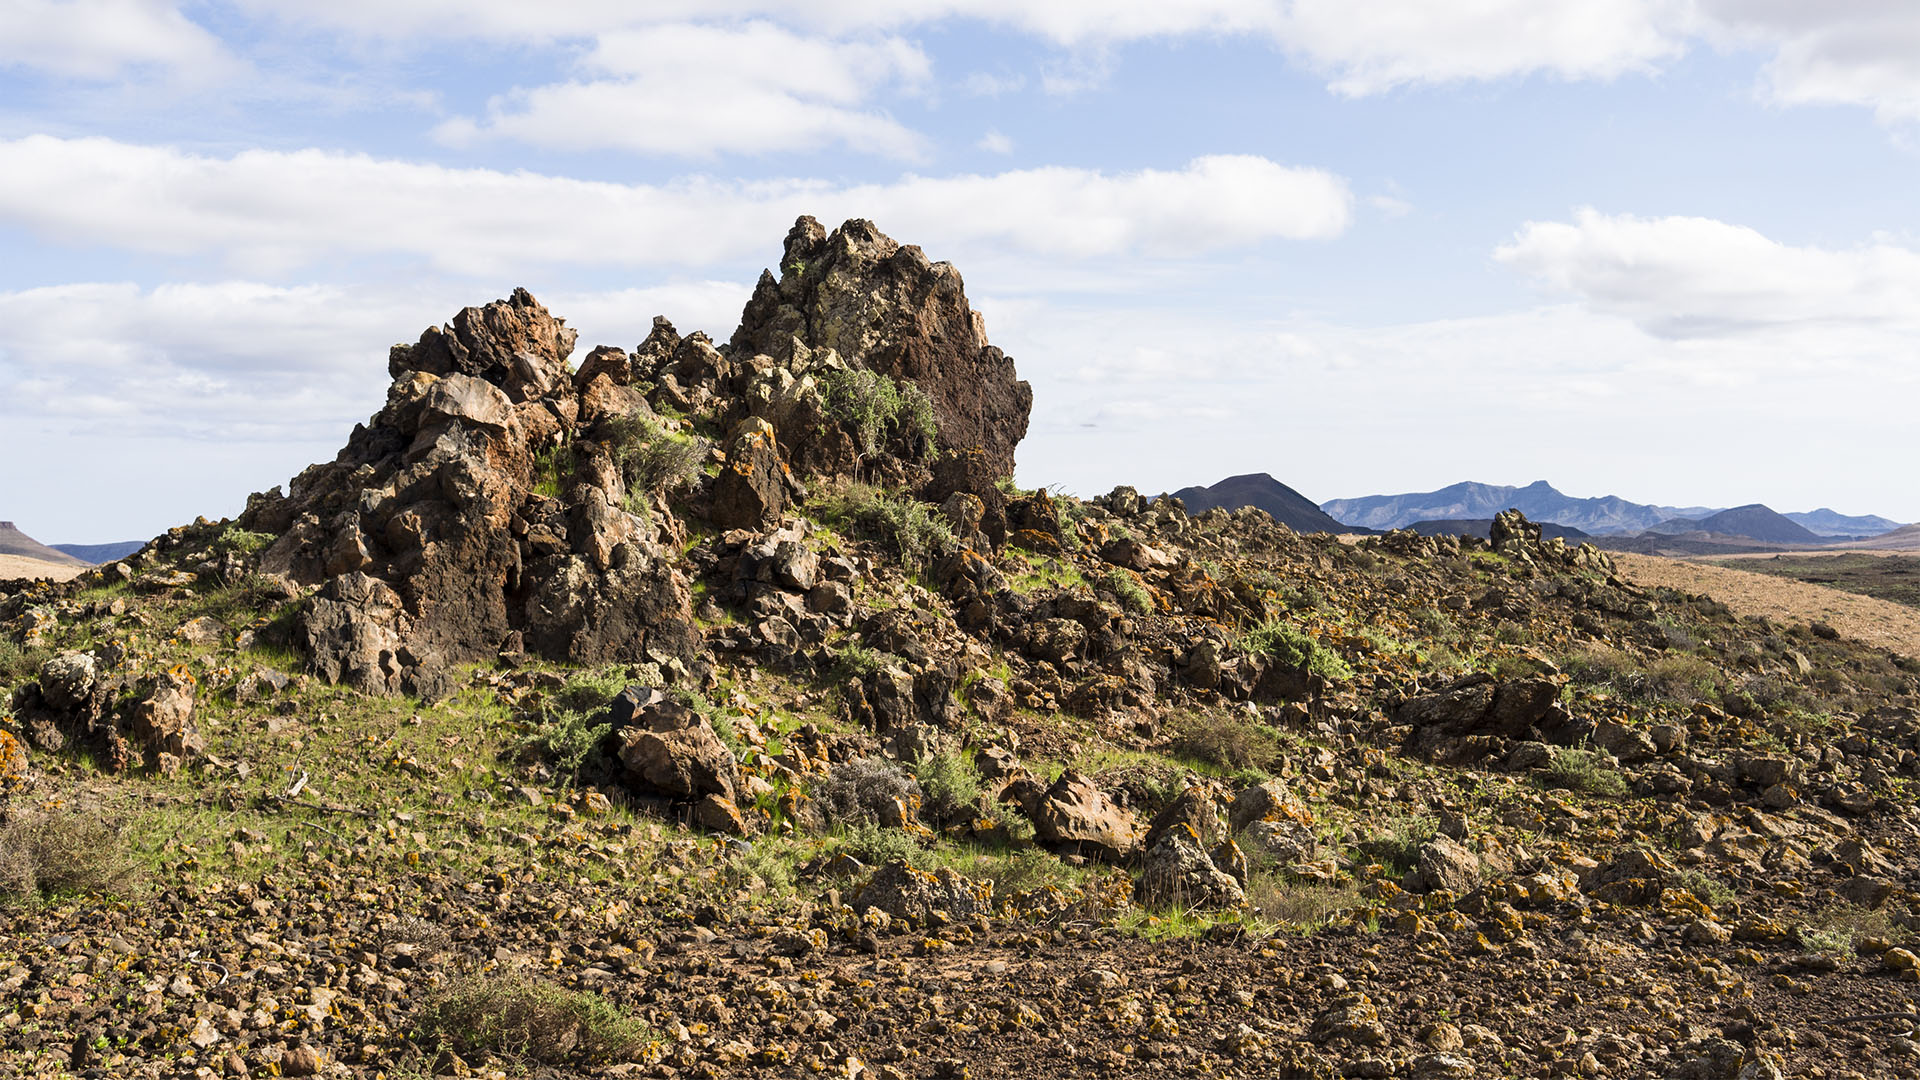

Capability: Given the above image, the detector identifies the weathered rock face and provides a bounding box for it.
[730,217,1033,478]
[242,290,700,695]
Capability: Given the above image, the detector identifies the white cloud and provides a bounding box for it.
[1368,194,1412,218]
[437,23,931,159]
[1273,0,1687,95]
[0,137,1353,274]
[0,0,230,80]
[0,278,753,439]
[976,129,1014,154]
[233,0,1289,47]
[1495,208,1920,338]
[1699,0,1920,123]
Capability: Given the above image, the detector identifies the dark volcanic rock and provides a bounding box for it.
[730,217,1032,478]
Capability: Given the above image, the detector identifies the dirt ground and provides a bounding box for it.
[0,554,85,582]
[1610,551,1920,660]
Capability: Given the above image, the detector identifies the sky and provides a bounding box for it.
[2,1,1918,543]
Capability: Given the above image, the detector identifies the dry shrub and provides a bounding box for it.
[1247,876,1361,930]
[413,972,651,1068]
[0,802,139,900]
[806,756,920,828]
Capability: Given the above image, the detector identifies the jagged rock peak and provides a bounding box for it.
[730,216,1033,479]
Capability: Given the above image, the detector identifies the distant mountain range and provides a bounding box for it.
[52,540,145,563]
[1320,480,1907,540]
[1781,509,1906,538]
[1169,474,1349,534]
[1320,480,1715,535]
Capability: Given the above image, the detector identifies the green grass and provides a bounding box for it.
[805,483,953,568]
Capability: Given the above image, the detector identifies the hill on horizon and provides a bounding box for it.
[1784,508,1908,537]
[1644,504,1824,546]
[1169,473,1349,533]
[0,521,86,567]
[51,540,146,564]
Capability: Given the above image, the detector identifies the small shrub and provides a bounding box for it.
[1412,606,1456,639]
[530,443,571,499]
[1354,815,1436,874]
[0,804,140,900]
[911,749,983,824]
[1170,712,1277,774]
[519,670,628,778]
[0,640,52,684]
[807,484,953,568]
[808,757,921,828]
[1795,904,1907,955]
[819,368,937,460]
[1670,867,1733,907]
[829,821,926,868]
[1246,875,1361,931]
[826,643,894,685]
[211,526,274,557]
[976,847,1072,896]
[1239,619,1353,682]
[1100,567,1153,615]
[603,415,704,501]
[413,973,651,1068]
[1543,746,1629,797]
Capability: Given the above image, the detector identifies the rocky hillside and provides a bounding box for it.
[4,219,1920,1080]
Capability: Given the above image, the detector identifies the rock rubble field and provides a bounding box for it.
[4,218,1919,1079]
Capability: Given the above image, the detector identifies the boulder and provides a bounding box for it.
[712,419,796,531]
[37,652,99,713]
[1228,779,1306,832]
[852,860,993,923]
[618,718,738,802]
[730,217,1032,478]
[1027,770,1143,862]
[130,668,202,762]
[1416,834,1482,894]
[1138,826,1244,909]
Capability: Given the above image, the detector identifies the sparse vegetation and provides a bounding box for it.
[910,748,984,823]
[1543,746,1629,797]
[807,756,921,828]
[603,414,704,505]
[0,801,140,901]
[1100,566,1154,614]
[412,973,652,1068]
[807,483,954,567]
[1238,618,1354,682]
[819,368,937,460]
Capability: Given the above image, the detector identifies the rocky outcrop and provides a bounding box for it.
[240,289,700,696]
[730,217,1032,478]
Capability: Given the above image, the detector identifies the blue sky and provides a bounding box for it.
[2,1,1918,542]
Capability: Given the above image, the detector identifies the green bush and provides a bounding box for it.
[1100,567,1153,615]
[911,749,984,823]
[1238,619,1353,682]
[211,526,274,557]
[530,443,571,499]
[602,415,703,502]
[1354,815,1436,875]
[807,484,954,567]
[1543,746,1629,797]
[413,973,651,1068]
[519,670,628,778]
[820,368,937,459]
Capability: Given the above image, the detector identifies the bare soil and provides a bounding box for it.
[1610,551,1920,659]
[0,554,86,582]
